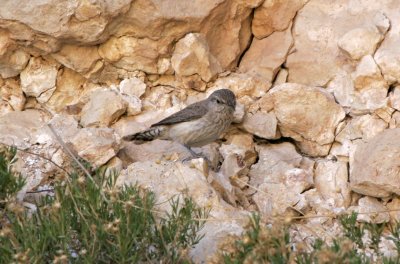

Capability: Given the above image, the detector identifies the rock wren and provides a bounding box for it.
[123,89,236,157]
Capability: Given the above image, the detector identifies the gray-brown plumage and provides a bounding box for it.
[123,89,236,156]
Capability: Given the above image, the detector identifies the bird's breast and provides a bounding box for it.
[167,109,233,147]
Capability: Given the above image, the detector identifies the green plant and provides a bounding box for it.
[0,148,208,263]
[219,212,400,264]
[0,147,25,210]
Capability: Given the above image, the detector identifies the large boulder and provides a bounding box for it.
[350,129,400,197]
[270,83,345,156]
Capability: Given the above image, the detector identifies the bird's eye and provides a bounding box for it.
[216,99,222,104]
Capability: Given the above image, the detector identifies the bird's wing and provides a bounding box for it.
[151,101,208,127]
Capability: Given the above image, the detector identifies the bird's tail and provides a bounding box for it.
[122,126,164,143]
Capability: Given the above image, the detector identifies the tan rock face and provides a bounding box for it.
[374,8,400,84]
[271,83,345,156]
[239,27,293,83]
[20,57,59,103]
[69,127,120,167]
[249,142,314,218]
[314,160,351,209]
[80,90,127,127]
[116,160,249,263]
[51,44,103,78]
[352,55,388,91]
[252,0,306,39]
[213,73,271,102]
[0,78,25,114]
[338,26,383,60]
[45,68,86,112]
[0,0,131,45]
[99,36,162,74]
[0,31,30,78]
[348,197,390,224]
[350,129,400,197]
[286,0,394,86]
[171,33,222,82]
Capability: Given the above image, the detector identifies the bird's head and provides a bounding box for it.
[208,89,236,111]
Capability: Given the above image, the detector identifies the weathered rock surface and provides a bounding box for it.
[80,90,127,127]
[116,160,249,263]
[20,57,58,103]
[314,160,351,209]
[338,26,383,60]
[348,196,390,223]
[252,0,306,39]
[286,0,394,86]
[239,27,293,83]
[99,36,161,74]
[351,129,400,197]
[0,78,25,115]
[249,142,314,218]
[0,31,30,78]
[270,83,345,156]
[171,33,222,82]
[51,44,103,78]
[2,0,400,258]
[69,127,120,167]
[45,68,86,112]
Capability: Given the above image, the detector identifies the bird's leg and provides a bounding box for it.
[183,145,211,164]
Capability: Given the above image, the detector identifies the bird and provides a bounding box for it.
[123,89,236,159]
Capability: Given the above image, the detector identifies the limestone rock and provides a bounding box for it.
[45,68,86,112]
[69,127,120,167]
[242,111,279,140]
[20,57,58,103]
[350,129,400,197]
[252,0,307,39]
[0,110,71,195]
[352,55,388,91]
[116,160,249,263]
[119,77,147,98]
[273,68,288,86]
[48,114,79,143]
[171,33,222,82]
[348,197,390,223]
[328,70,388,114]
[51,44,103,78]
[374,9,400,84]
[80,90,127,127]
[0,109,50,149]
[390,112,400,128]
[390,86,400,111]
[249,142,314,218]
[387,197,400,223]
[176,74,207,92]
[99,36,161,74]
[222,134,257,167]
[241,93,279,139]
[0,78,25,113]
[286,0,395,86]
[0,31,30,78]
[0,0,131,44]
[336,114,388,143]
[271,83,345,156]
[121,139,189,164]
[213,73,271,102]
[239,27,293,83]
[338,26,383,60]
[121,94,142,116]
[314,160,351,209]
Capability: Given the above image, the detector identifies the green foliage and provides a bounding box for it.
[0,148,208,263]
[220,212,400,264]
[0,147,25,209]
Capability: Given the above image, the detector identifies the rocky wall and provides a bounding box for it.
[1,0,400,261]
